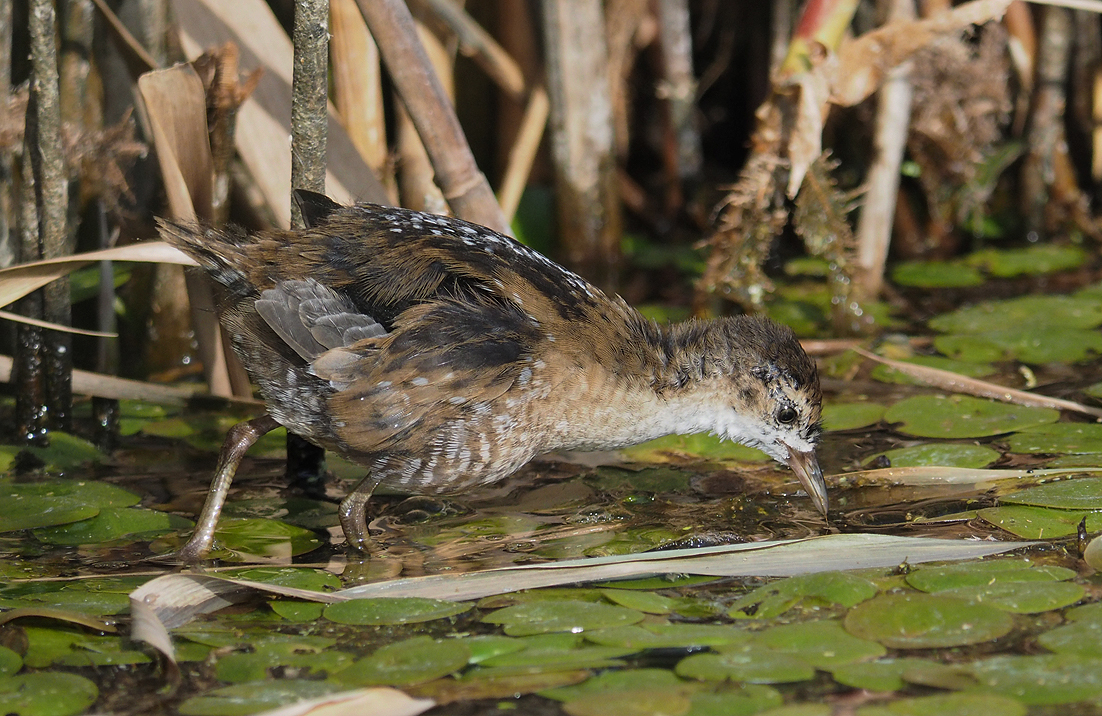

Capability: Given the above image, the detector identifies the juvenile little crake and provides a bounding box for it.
[159,191,826,561]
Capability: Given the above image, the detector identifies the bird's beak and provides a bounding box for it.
[785,448,829,517]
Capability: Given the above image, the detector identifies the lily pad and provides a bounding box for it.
[904,559,1074,592]
[21,432,103,471]
[867,443,1000,469]
[935,327,1102,364]
[935,581,1085,614]
[966,244,1086,278]
[675,647,815,684]
[178,680,341,716]
[892,260,984,288]
[482,599,644,636]
[751,620,886,668]
[0,480,140,532]
[929,296,1102,333]
[335,636,471,686]
[729,571,879,619]
[843,593,1013,649]
[201,518,322,560]
[1007,424,1102,454]
[822,402,886,432]
[323,597,470,625]
[478,633,633,670]
[1001,477,1102,509]
[968,654,1102,705]
[0,646,20,677]
[829,657,960,692]
[599,588,673,614]
[540,667,687,702]
[1037,618,1102,657]
[0,672,98,716]
[976,504,1102,539]
[220,567,341,592]
[883,395,1058,438]
[856,692,1026,716]
[213,636,352,682]
[33,507,192,545]
[688,685,785,716]
[585,623,751,650]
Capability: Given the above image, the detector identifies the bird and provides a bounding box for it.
[157,190,827,561]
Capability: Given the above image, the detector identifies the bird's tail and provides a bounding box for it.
[156,219,254,294]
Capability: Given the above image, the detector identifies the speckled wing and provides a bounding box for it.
[312,292,555,456]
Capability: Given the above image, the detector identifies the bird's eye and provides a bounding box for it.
[777,407,798,424]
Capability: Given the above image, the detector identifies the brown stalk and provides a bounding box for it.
[356,0,509,233]
[330,0,389,182]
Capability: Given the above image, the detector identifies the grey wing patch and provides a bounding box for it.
[255,278,387,361]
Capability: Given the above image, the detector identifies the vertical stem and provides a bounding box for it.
[288,0,330,494]
[28,0,71,432]
[1022,5,1070,237]
[853,0,915,303]
[541,0,620,289]
[656,0,702,181]
[357,0,509,233]
[291,0,330,217]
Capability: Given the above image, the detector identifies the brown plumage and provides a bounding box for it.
[158,191,825,561]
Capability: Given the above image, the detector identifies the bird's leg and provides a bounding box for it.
[339,473,383,552]
[172,415,282,563]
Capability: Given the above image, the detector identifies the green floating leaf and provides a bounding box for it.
[220,566,341,592]
[33,507,192,545]
[930,295,1102,333]
[541,667,683,702]
[966,244,1086,278]
[203,518,321,561]
[0,672,98,716]
[478,633,633,671]
[675,647,815,684]
[883,395,1058,439]
[905,558,1073,592]
[599,588,673,614]
[829,657,963,692]
[968,654,1102,705]
[482,599,644,636]
[823,402,886,432]
[465,635,526,665]
[1037,618,1102,657]
[868,443,1000,469]
[976,505,1102,539]
[267,600,324,622]
[324,597,470,625]
[728,571,879,619]
[0,589,131,618]
[0,479,140,532]
[751,620,885,668]
[843,593,1013,649]
[21,432,104,471]
[336,636,470,686]
[585,623,751,650]
[621,433,769,464]
[688,685,785,716]
[0,646,21,677]
[1007,423,1102,455]
[178,680,340,716]
[1001,476,1102,509]
[857,692,1026,716]
[214,637,351,682]
[936,581,1085,614]
[892,260,983,288]
[940,327,1102,364]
